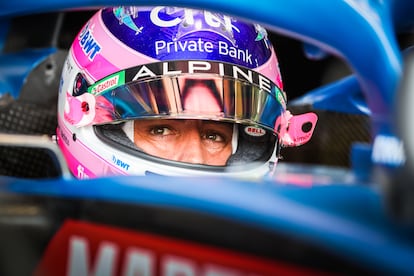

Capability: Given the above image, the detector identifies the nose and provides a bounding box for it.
[176,128,205,164]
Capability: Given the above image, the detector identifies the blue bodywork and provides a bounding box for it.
[1,0,414,274]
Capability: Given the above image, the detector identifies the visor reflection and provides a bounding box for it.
[94,75,284,134]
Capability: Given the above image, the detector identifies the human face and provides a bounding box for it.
[133,119,233,166]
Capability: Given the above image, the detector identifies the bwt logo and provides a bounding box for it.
[112,155,130,171]
[78,22,102,60]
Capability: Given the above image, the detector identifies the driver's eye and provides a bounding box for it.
[149,127,173,136]
[202,132,225,143]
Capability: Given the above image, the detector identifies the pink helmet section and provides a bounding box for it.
[72,10,157,82]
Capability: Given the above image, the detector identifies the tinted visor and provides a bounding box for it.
[75,60,286,134]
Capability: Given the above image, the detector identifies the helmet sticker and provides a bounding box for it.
[276,89,287,108]
[88,71,125,95]
[113,7,144,34]
[120,60,275,93]
[78,22,101,61]
[151,7,239,44]
[244,126,266,137]
[101,6,273,68]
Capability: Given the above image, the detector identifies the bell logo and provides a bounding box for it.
[245,126,266,137]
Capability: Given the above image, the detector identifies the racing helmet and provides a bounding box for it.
[57,6,317,179]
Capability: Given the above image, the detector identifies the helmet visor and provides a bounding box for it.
[67,60,286,134]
